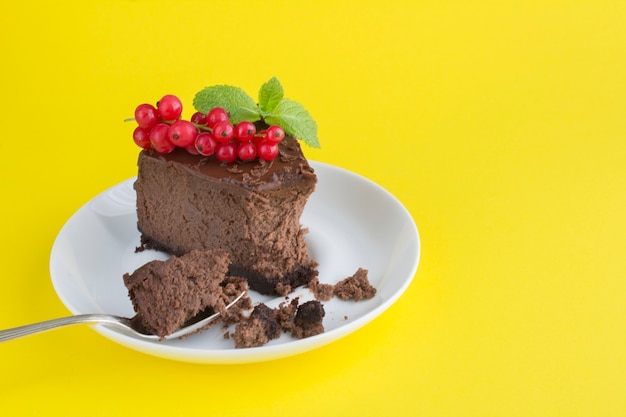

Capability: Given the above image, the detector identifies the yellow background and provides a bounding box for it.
[1,0,625,415]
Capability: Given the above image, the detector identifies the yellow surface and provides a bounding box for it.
[1,0,625,415]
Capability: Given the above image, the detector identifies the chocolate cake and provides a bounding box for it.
[123,249,248,339]
[122,81,381,348]
[135,135,318,296]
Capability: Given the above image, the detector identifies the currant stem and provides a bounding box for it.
[193,123,212,133]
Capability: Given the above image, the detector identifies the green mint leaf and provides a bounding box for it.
[193,79,321,148]
[258,76,284,113]
[193,85,261,124]
[265,98,320,148]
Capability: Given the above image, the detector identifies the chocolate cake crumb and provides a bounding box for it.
[333,268,376,301]
[232,297,327,347]
[252,304,281,339]
[292,300,325,339]
[275,298,299,332]
[233,304,281,348]
[307,268,377,302]
[306,276,334,301]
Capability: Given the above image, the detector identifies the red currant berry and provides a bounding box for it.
[195,132,217,156]
[252,131,265,145]
[190,111,208,126]
[157,94,183,121]
[167,120,197,148]
[185,143,200,155]
[265,125,285,144]
[215,142,237,163]
[132,126,151,150]
[206,107,229,128]
[234,121,257,143]
[149,123,176,154]
[134,103,159,130]
[257,141,279,161]
[212,121,234,143]
[237,142,257,162]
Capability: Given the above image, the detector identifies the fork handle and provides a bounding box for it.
[0,314,126,342]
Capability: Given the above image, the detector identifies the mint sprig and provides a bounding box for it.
[192,84,261,124]
[193,77,320,148]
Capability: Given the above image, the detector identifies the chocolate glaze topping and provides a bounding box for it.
[140,136,315,191]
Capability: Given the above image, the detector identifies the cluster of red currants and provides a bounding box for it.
[132,94,285,163]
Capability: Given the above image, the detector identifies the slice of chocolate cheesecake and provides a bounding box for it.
[134,135,318,296]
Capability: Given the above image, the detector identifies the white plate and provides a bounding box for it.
[50,161,420,364]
